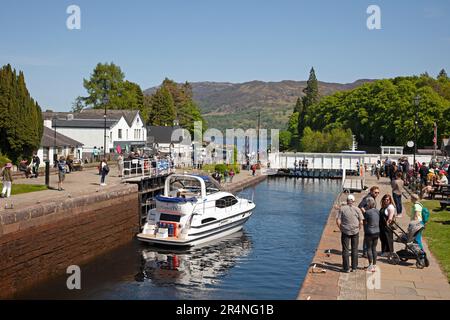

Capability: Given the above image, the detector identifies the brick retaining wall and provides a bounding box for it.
[0,184,139,298]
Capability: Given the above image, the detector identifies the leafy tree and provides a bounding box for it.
[306,76,450,148]
[279,130,292,151]
[300,127,352,153]
[146,86,176,126]
[145,78,206,134]
[82,62,146,119]
[0,64,43,162]
[287,111,299,150]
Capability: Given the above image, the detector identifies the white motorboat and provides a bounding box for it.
[137,174,255,247]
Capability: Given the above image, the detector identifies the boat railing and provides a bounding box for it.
[122,159,175,180]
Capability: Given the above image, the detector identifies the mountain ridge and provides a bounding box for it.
[144,79,375,130]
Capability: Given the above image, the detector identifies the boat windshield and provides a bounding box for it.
[168,176,221,197]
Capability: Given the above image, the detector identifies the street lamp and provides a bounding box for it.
[102,95,109,159]
[53,116,58,167]
[413,95,420,173]
[380,135,384,161]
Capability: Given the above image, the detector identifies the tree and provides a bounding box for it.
[293,97,303,113]
[287,111,299,150]
[279,131,292,151]
[305,76,450,148]
[438,69,448,81]
[146,86,176,126]
[298,67,319,142]
[82,63,146,119]
[71,96,85,112]
[0,64,43,162]
[300,127,352,153]
[145,78,206,134]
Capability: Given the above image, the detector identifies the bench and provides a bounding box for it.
[430,185,450,200]
[440,200,450,211]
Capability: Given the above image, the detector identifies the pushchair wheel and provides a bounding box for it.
[416,260,425,269]
[388,253,400,265]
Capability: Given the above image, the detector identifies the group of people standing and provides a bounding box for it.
[336,183,426,273]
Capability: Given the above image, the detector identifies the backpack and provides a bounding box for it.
[421,206,430,224]
[58,161,66,173]
[103,164,110,174]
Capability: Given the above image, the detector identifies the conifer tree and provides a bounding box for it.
[438,68,448,80]
[298,67,319,143]
[0,64,43,162]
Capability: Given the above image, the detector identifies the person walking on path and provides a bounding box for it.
[100,159,109,186]
[358,186,380,257]
[362,197,380,272]
[410,193,425,250]
[57,156,66,191]
[32,155,40,178]
[336,194,364,273]
[251,164,256,176]
[379,194,396,257]
[229,168,235,182]
[1,163,13,198]
[375,160,381,180]
[117,153,124,178]
[391,171,404,217]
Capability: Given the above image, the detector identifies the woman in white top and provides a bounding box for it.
[379,194,396,256]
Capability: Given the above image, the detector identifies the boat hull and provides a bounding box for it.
[137,213,252,247]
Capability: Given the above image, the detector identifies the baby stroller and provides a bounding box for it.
[388,220,430,269]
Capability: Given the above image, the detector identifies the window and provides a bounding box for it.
[134,129,140,140]
[118,129,122,139]
[43,148,49,161]
[159,213,181,222]
[202,217,217,224]
[215,196,238,208]
[126,129,129,140]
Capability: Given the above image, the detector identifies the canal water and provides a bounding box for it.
[18,178,340,300]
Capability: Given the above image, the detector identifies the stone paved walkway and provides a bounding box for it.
[298,175,450,300]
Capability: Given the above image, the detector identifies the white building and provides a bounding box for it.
[147,125,191,166]
[43,110,147,160]
[37,126,84,167]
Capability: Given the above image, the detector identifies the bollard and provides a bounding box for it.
[45,160,50,187]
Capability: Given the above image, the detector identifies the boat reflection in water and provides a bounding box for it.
[135,231,252,288]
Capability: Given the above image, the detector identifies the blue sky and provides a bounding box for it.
[1,0,449,111]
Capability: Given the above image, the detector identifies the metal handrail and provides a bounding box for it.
[121,159,175,180]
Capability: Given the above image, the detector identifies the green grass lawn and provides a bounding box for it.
[0,183,47,196]
[406,200,450,281]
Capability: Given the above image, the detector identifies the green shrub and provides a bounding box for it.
[0,153,12,167]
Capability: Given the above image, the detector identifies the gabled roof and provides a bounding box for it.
[52,119,118,129]
[41,126,84,148]
[147,125,184,144]
[43,109,141,127]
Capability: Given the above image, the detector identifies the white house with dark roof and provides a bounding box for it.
[42,109,147,159]
[37,126,84,166]
[147,125,192,165]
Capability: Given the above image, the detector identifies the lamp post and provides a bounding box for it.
[53,116,57,167]
[413,95,420,173]
[102,96,109,160]
[380,135,383,161]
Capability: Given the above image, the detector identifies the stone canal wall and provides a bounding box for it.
[225,174,267,194]
[0,184,139,298]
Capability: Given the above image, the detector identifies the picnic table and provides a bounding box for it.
[431,184,450,200]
